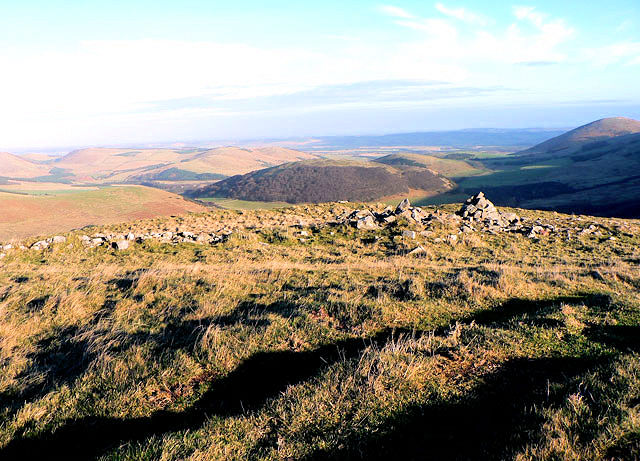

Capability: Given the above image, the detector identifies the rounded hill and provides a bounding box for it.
[521,117,640,155]
[374,153,483,177]
[0,152,49,178]
[190,159,454,203]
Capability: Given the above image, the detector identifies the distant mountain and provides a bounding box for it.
[47,146,319,183]
[447,118,640,217]
[0,152,49,178]
[190,159,454,203]
[289,128,567,150]
[518,117,640,156]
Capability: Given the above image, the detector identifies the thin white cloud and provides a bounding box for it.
[378,5,414,19]
[583,41,640,66]
[435,3,488,26]
[390,6,574,64]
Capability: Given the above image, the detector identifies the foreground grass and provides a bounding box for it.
[0,203,639,460]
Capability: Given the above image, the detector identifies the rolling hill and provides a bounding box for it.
[133,146,317,180]
[519,117,640,156]
[0,185,205,240]
[190,159,454,203]
[0,152,49,179]
[374,153,485,177]
[41,146,320,183]
[433,117,640,217]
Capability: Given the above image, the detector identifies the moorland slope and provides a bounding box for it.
[519,117,640,156]
[0,197,639,460]
[0,185,205,240]
[50,146,318,183]
[0,152,49,179]
[190,159,454,203]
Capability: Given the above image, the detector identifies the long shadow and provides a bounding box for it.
[0,292,627,460]
[0,329,408,461]
[303,356,600,461]
[0,326,94,415]
[0,297,303,417]
[468,293,613,327]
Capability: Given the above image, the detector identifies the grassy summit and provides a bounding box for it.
[0,199,639,460]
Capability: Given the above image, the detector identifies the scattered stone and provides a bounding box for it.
[402,230,416,239]
[30,240,49,250]
[112,240,130,251]
[356,215,378,230]
[395,198,410,214]
[408,245,427,256]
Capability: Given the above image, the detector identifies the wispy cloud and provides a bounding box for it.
[146,80,508,113]
[378,5,414,19]
[388,5,574,64]
[583,41,640,66]
[435,3,488,26]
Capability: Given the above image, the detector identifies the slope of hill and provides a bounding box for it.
[191,159,454,203]
[0,152,49,178]
[0,185,205,240]
[519,117,640,155]
[42,146,320,183]
[0,200,639,460]
[424,118,640,217]
[374,153,485,177]
[135,147,318,180]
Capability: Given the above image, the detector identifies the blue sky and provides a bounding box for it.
[1,1,639,149]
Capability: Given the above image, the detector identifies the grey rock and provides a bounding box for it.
[395,198,410,214]
[402,230,416,239]
[112,240,130,251]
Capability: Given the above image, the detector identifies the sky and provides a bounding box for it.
[1,0,639,150]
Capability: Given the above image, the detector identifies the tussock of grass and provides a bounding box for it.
[0,202,639,460]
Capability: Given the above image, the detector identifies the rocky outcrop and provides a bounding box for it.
[79,229,233,249]
[456,192,522,233]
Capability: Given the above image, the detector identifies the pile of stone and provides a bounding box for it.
[456,192,522,233]
[20,229,233,252]
[30,235,67,250]
[78,229,233,250]
[334,198,438,229]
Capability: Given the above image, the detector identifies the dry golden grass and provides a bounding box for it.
[0,202,639,460]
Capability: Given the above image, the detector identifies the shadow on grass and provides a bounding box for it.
[303,356,599,461]
[0,329,403,461]
[0,293,631,461]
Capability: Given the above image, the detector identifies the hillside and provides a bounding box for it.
[427,118,640,218]
[519,117,640,156]
[134,146,318,180]
[191,159,454,203]
[0,197,639,460]
[0,152,49,178]
[0,185,205,240]
[374,153,485,177]
[40,146,319,183]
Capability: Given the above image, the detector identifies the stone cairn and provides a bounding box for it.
[456,192,522,233]
[0,192,620,259]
